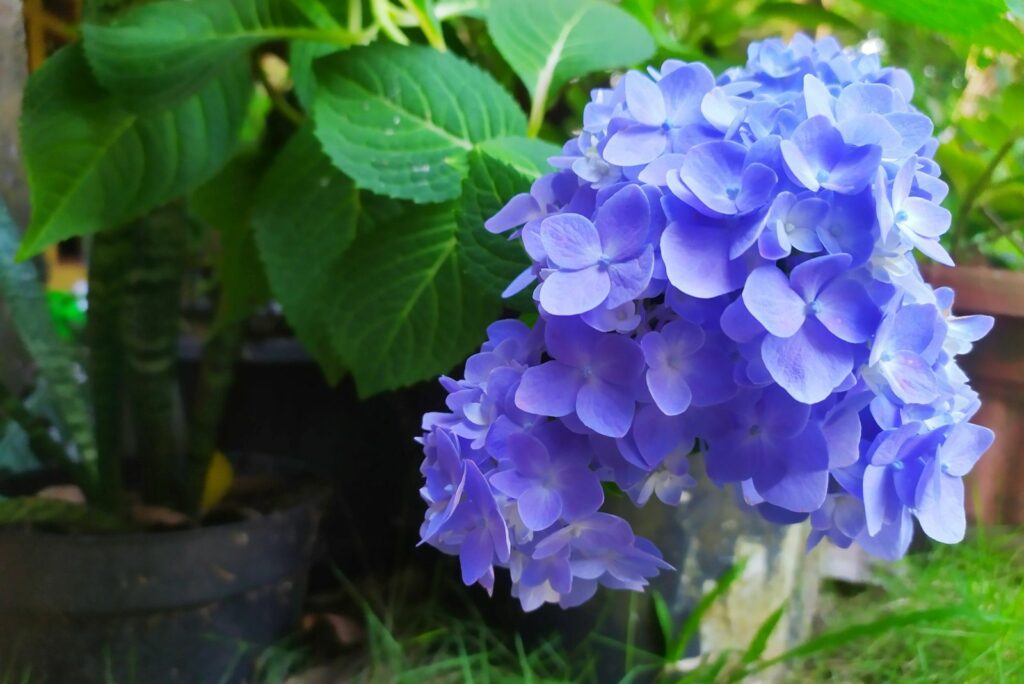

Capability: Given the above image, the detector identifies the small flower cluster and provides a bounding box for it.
[418,34,995,611]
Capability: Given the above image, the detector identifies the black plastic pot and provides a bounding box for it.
[0,489,325,684]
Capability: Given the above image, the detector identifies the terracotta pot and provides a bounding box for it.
[923,264,1024,524]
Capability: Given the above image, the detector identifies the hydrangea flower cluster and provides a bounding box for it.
[418,34,995,611]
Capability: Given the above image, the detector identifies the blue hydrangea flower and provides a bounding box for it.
[417,34,994,611]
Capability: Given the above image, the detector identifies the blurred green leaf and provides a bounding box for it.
[81,0,358,109]
[190,154,271,331]
[0,198,98,492]
[292,40,342,109]
[289,0,352,109]
[851,0,1023,52]
[313,43,526,203]
[487,0,654,131]
[251,126,357,383]
[753,2,861,35]
[18,46,252,258]
[621,0,704,60]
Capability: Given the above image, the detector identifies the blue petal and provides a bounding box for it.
[518,485,563,531]
[540,214,602,269]
[576,379,635,438]
[914,460,965,544]
[815,278,879,343]
[516,361,582,417]
[624,71,667,126]
[822,144,881,194]
[678,141,747,215]
[661,207,753,299]
[762,318,854,404]
[594,185,651,259]
[603,125,668,167]
[790,253,852,301]
[540,267,611,316]
[742,265,806,337]
[879,350,940,405]
[754,426,830,513]
[939,423,994,477]
[646,365,692,416]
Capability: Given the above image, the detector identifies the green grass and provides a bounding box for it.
[795,529,1024,683]
[255,541,1004,684]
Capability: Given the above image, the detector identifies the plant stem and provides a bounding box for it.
[527,93,548,139]
[348,0,363,33]
[255,55,306,126]
[949,130,1021,260]
[399,0,447,51]
[371,0,410,44]
[981,206,1024,257]
[185,323,243,515]
[87,227,133,513]
[123,208,189,508]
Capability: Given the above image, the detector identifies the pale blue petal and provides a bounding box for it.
[762,318,854,404]
[518,485,563,531]
[914,460,965,544]
[540,267,611,316]
[624,71,667,126]
[742,265,806,337]
[603,126,668,167]
[540,214,602,269]
[594,185,651,259]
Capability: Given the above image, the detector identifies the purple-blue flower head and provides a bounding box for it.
[417,34,994,610]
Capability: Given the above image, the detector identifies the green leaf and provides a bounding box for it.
[753,2,861,35]
[455,148,535,309]
[312,43,526,203]
[81,0,358,109]
[620,0,704,61]
[486,0,654,132]
[476,136,560,177]
[251,126,360,383]
[751,606,978,674]
[671,560,748,661]
[190,154,271,330]
[850,0,1023,52]
[18,46,252,258]
[0,199,99,493]
[741,602,787,664]
[292,40,343,109]
[330,201,498,396]
[289,0,352,109]
[650,591,675,658]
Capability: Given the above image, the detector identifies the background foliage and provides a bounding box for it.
[6,0,1023,514]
